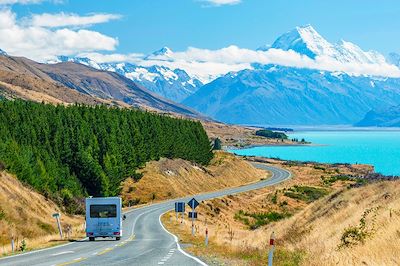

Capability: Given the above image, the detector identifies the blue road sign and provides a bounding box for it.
[187,198,199,209]
[175,202,185,213]
[188,212,198,219]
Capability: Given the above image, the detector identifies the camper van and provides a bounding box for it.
[85,197,123,241]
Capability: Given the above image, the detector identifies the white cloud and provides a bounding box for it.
[82,44,400,83]
[0,0,62,5]
[0,0,42,4]
[30,12,122,28]
[200,0,241,6]
[0,9,118,61]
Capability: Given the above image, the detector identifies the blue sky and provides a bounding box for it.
[8,0,400,55]
[1,0,399,81]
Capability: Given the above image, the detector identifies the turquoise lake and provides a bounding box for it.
[230,131,400,176]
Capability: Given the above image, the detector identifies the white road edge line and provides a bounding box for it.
[158,213,208,266]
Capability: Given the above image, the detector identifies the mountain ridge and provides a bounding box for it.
[183,64,400,125]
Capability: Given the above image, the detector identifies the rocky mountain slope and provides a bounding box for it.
[53,47,203,102]
[183,64,400,125]
[0,53,203,118]
[356,105,400,127]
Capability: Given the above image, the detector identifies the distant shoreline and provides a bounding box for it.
[240,125,400,132]
[225,142,325,151]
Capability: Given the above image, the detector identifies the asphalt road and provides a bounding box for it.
[0,163,291,266]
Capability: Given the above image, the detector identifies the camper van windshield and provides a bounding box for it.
[90,204,117,218]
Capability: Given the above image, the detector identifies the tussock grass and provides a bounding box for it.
[121,151,269,205]
[161,159,399,265]
[0,171,84,256]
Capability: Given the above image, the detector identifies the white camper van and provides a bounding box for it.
[85,197,123,241]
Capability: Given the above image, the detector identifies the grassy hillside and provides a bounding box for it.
[273,180,400,265]
[121,151,268,205]
[0,171,83,255]
[162,159,396,265]
[0,100,212,212]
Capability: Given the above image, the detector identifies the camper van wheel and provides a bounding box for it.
[116,237,121,241]
[89,237,95,241]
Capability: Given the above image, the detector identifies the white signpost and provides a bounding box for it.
[52,213,63,239]
[268,231,275,266]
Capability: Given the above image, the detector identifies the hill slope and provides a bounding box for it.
[0,54,202,118]
[0,170,83,254]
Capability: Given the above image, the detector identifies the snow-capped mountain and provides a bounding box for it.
[145,46,174,60]
[53,50,203,102]
[268,25,386,64]
[183,64,400,125]
[0,49,7,56]
[183,26,400,125]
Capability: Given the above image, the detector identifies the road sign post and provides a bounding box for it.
[268,231,275,266]
[205,227,208,246]
[10,237,14,253]
[187,198,199,236]
[52,213,63,239]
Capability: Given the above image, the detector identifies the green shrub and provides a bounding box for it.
[284,186,328,203]
[255,130,288,139]
[235,210,291,230]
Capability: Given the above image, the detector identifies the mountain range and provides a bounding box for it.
[2,25,400,126]
[53,47,203,102]
[0,53,203,118]
[184,25,400,125]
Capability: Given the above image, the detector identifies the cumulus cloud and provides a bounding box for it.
[0,9,118,61]
[123,45,400,82]
[30,12,122,28]
[200,0,241,7]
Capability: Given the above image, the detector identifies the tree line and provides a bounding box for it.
[0,100,213,212]
[255,129,288,139]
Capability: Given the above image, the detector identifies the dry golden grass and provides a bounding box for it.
[0,171,84,256]
[121,151,269,205]
[161,159,393,265]
[272,180,400,265]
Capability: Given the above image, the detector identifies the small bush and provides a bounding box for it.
[313,165,326,171]
[271,191,278,204]
[235,210,291,230]
[339,207,380,249]
[284,186,328,203]
[19,240,27,252]
[0,209,5,220]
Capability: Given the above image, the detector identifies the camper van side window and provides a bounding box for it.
[90,204,117,218]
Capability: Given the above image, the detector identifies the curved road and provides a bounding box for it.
[0,163,291,266]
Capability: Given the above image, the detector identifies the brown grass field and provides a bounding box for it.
[0,172,84,256]
[121,151,268,205]
[162,158,399,265]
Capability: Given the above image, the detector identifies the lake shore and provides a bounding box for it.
[230,130,400,176]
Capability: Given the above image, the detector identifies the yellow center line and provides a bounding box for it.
[56,257,87,266]
[97,247,114,256]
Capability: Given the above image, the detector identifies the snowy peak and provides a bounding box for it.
[146,46,174,60]
[271,24,331,59]
[52,54,202,102]
[56,55,101,69]
[0,48,7,56]
[271,25,387,65]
